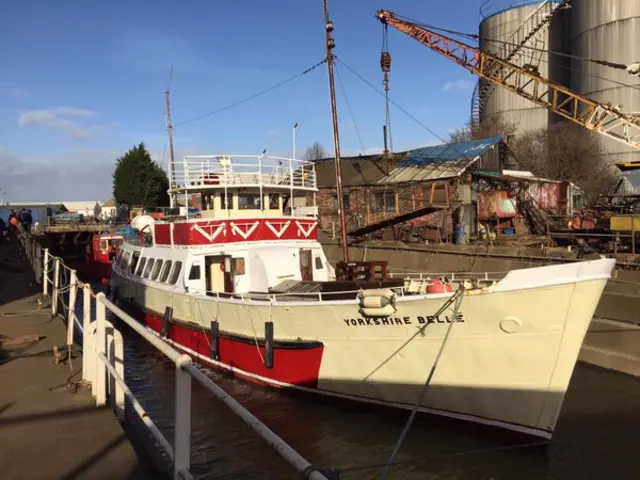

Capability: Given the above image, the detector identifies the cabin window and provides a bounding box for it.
[151,260,163,281]
[168,261,182,285]
[188,263,201,280]
[122,252,131,269]
[233,257,245,275]
[238,193,261,210]
[136,257,147,276]
[220,192,233,209]
[374,192,396,212]
[131,252,140,275]
[268,193,279,210]
[143,258,155,279]
[160,260,173,283]
[332,193,350,212]
[315,257,323,270]
[114,251,124,268]
[100,239,109,251]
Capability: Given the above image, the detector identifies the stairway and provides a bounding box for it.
[471,0,570,128]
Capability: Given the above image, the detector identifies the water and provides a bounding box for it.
[118,330,640,480]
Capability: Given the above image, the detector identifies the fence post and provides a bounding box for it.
[67,270,78,347]
[52,257,60,315]
[95,293,107,407]
[82,285,93,385]
[43,249,50,296]
[174,355,192,479]
[107,325,125,421]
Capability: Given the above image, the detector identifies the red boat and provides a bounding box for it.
[85,232,123,284]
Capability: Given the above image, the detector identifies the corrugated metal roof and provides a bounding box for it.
[379,136,502,184]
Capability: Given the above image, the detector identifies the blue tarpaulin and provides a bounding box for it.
[398,136,503,167]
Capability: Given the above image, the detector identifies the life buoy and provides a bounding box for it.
[219,262,225,272]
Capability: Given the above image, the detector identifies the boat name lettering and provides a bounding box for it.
[343,314,464,327]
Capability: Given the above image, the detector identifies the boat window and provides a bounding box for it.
[131,252,140,275]
[123,252,131,269]
[268,193,279,210]
[233,257,245,275]
[151,260,163,281]
[238,193,261,210]
[188,263,201,280]
[136,257,146,276]
[220,192,233,209]
[143,258,155,278]
[160,260,173,283]
[168,261,182,285]
[114,251,123,267]
[315,256,323,270]
[100,239,109,251]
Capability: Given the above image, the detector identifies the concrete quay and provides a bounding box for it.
[0,241,156,480]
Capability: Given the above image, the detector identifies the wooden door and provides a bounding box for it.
[299,249,313,281]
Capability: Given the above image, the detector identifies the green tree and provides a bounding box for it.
[112,143,170,207]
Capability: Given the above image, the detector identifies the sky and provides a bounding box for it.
[0,0,500,203]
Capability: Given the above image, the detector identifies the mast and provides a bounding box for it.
[165,89,176,209]
[322,0,349,262]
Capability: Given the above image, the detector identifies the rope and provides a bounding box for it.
[380,287,465,479]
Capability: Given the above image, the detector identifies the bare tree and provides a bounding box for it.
[303,142,327,162]
[511,124,620,198]
[447,117,517,144]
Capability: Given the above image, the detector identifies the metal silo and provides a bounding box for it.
[569,0,640,172]
[478,1,566,132]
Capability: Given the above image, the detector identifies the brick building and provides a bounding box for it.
[312,136,508,241]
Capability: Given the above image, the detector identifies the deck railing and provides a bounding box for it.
[16,226,328,480]
[171,155,317,192]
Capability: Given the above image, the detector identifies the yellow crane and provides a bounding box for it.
[376,9,640,171]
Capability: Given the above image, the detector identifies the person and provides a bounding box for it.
[9,213,18,243]
[0,216,5,244]
[23,209,33,231]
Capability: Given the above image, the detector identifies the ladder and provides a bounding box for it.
[471,0,570,127]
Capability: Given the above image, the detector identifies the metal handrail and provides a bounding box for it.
[20,229,328,480]
[171,154,318,192]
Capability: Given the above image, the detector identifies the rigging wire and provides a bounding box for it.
[335,56,504,180]
[334,63,366,154]
[173,59,327,128]
[335,56,452,147]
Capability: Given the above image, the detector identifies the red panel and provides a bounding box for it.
[154,224,171,244]
[154,218,318,246]
[132,303,323,388]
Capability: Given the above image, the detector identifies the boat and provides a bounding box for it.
[85,231,123,284]
[109,151,614,439]
[109,3,615,439]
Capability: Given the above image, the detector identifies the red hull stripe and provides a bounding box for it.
[121,299,324,388]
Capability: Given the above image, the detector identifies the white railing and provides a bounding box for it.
[171,155,317,192]
[19,228,328,480]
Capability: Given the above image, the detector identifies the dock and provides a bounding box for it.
[0,241,156,480]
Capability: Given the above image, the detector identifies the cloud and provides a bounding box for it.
[0,81,31,99]
[0,148,116,202]
[18,107,99,140]
[442,79,475,93]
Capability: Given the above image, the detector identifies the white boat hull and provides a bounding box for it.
[111,257,614,438]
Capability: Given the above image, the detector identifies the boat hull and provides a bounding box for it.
[111,257,614,439]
